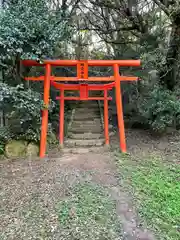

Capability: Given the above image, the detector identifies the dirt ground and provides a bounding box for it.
[1,129,180,240]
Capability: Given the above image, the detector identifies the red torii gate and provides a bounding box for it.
[21,59,141,158]
[51,81,114,147]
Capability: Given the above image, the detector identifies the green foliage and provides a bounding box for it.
[0,126,13,143]
[0,144,4,154]
[141,48,166,70]
[0,0,73,147]
[0,0,71,63]
[138,86,180,133]
[0,82,55,143]
[116,153,180,240]
[57,183,121,239]
[0,126,12,155]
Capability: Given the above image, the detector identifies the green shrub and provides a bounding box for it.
[0,144,4,155]
[0,83,55,143]
[0,126,13,143]
[138,86,180,133]
[0,0,71,62]
[0,126,13,155]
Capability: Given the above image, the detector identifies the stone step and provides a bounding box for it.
[78,103,99,106]
[75,104,99,108]
[71,123,113,130]
[75,109,100,115]
[71,126,102,133]
[72,121,102,129]
[62,146,107,154]
[76,108,99,112]
[77,101,99,106]
[71,123,103,129]
[67,132,104,139]
[65,138,104,147]
[73,114,101,120]
[73,119,102,124]
[73,118,101,123]
[69,126,103,134]
[77,103,99,108]
[109,124,113,130]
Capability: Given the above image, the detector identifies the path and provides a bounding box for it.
[0,100,156,239]
[62,100,113,153]
[0,150,155,240]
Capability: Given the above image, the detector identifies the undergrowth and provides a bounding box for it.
[115,152,180,240]
[56,183,121,240]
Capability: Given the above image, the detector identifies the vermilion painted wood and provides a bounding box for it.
[51,81,115,91]
[25,76,138,82]
[77,60,88,79]
[39,64,51,158]
[22,59,140,67]
[114,64,126,153]
[22,59,141,157]
[59,89,64,146]
[104,89,109,145]
[79,84,88,100]
[56,97,112,101]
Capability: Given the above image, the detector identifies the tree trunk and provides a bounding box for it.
[160,24,180,90]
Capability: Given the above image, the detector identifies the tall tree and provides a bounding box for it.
[0,0,72,84]
[79,0,178,89]
[153,0,180,90]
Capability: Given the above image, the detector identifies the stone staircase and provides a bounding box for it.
[62,101,111,154]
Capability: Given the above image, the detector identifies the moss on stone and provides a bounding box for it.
[5,140,27,158]
[26,142,39,157]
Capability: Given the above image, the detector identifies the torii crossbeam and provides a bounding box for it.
[22,59,141,158]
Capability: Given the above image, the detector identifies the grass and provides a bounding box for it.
[56,183,121,240]
[115,152,180,240]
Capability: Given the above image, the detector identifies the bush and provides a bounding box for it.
[0,0,71,62]
[0,83,55,143]
[138,86,180,133]
[0,126,13,155]
[0,144,4,155]
[0,126,13,143]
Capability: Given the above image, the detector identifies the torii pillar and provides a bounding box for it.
[21,59,141,158]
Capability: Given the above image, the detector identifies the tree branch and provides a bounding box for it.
[152,0,170,16]
[80,25,139,33]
